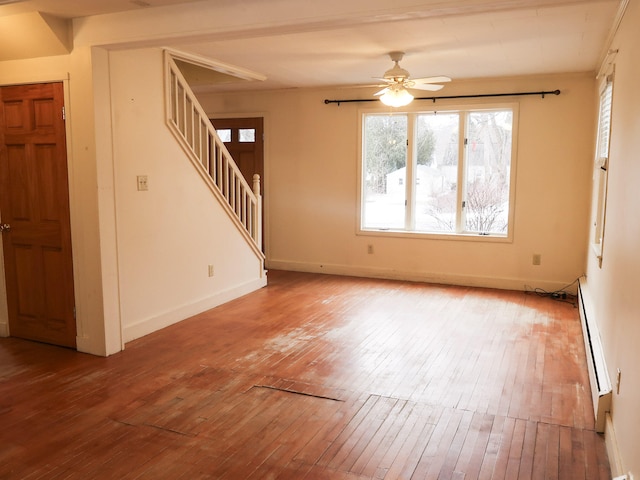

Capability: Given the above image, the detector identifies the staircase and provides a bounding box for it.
[163,52,264,264]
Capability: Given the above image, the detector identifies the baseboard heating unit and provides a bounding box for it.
[577,277,612,433]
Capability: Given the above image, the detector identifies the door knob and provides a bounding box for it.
[0,223,10,233]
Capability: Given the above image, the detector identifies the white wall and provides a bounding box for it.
[108,48,266,342]
[199,73,595,291]
[584,2,640,476]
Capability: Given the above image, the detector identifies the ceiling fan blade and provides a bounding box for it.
[372,77,394,83]
[374,87,390,96]
[412,76,452,85]
[409,83,444,92]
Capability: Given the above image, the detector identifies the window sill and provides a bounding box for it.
[358,228,512,243]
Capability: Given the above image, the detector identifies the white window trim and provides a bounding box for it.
[356,102,519,243]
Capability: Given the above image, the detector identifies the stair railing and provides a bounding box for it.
[164,52,263,260]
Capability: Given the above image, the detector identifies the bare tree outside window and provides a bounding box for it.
[463,111,512,234]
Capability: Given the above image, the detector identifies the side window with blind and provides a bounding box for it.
[592,75,613,266]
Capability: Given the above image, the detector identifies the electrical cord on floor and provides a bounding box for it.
[524,277,581,307]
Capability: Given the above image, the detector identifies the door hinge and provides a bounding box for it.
[73,306,76,319]
[464,138,468,146]
[62,106,66,121]
[462,200,466,208]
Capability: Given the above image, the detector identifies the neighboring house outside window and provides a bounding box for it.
[359,105,518,241]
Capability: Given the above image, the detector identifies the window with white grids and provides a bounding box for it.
[360,105,517,240]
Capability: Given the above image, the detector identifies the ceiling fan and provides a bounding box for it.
[374,51,451,107]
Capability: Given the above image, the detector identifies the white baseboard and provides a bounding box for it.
[266,259,574,292]
[122,275,267,344]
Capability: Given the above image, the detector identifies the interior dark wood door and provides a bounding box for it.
[210,117,265,248]
[0,82,76,348]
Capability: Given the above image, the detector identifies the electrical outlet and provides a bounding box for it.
[208,264,215,277]
[137,175,149,191]
[367,244,374,254]
[532,253,541,265]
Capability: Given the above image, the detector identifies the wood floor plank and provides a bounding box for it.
[413,407,465,479]
[504,417,527,478]
[217,392,319,478]
[317,393,379,469]
[517,420,538,480]
[449,411,482,476]
[350,398,410,476]
[384,406,442,480]
[477,414,507,480]
[440,409,476,478]
[489,415,515,479]
[364,400,425,479]
[0,270,610,480]
[463,413,495,479]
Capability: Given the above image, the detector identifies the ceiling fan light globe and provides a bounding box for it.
[380,88,414,107]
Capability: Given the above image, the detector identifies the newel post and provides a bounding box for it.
[252,174,261,197]
[253,174,262,252]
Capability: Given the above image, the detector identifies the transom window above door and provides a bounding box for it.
[216,128,257,143]
[217,129,231,142]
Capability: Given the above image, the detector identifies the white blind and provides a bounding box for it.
[597,80,613,162]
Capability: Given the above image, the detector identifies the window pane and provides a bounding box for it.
[239,128,255,142]
[217,128,231,142]
[362,115,407,230]
[464,110,512,234]
[414,113,459,233]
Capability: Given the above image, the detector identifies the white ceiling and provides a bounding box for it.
[0,0,197,18]
[0,0,623,92]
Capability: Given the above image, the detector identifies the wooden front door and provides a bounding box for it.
[0,82,76,348]
[210,117,265,248]
[209,117,264,190]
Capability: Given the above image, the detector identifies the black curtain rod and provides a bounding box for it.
[323,89,561,106]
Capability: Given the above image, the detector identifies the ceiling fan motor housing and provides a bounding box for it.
[384,52,409,82]
[384,51,409,82]
[384,64,410,82]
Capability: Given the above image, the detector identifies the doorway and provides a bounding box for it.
[209,117,265,249]
[0,82,76,348]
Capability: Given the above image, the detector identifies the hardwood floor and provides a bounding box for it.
[0,270,610,479]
